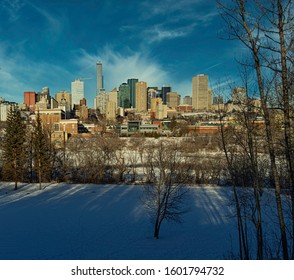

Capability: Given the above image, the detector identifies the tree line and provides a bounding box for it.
[1,107,51,190]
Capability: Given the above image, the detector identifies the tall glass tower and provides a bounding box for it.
[118,83,130,108]
[127,78,138,108]
[96,61,104,94]
[161,85,171,105]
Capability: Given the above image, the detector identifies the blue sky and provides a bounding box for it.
[0,0,244,107]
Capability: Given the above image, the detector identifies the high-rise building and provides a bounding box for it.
[167,92,180,108]
[35,87,52,110]
[147,87,160,110]
[71,79,84,109]
[106,101,117,121]
[136,81,147,112]
[94,90,108,114]
[108,88,118,105]
[118,83,130,108]
[55,90,72,115]
[24,91,36,111]
[127,78,138,108]
[96,61,104,94]
[192,74,211,111]
[183,95,192,105]
[161,85,171,105]
[106,88,118,121]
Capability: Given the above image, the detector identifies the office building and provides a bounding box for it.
[136,81,147,112]
[192,74,212,111]
[150,97,167,120]
[0,100,17,121]
[71,79,84,108]
[127,78,138,108]
[55,90,72,116]
[24,91,36,111]
[161,85,171,105]
[108,88,118,105]
[106,101,117,121]
[96,61,104,94]
[94,90,108,114]
[183,96,192,105]
[167,92,180,108]
[147,87,160,110]
[118,83,130,108]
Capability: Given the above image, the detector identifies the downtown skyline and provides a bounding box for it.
[0,0,245,107]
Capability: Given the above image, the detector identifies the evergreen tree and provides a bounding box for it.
[33,112,51,190]
[2,106,26,190]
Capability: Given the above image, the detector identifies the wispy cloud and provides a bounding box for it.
[0,0,25,21]
[144,23,196,43]
[141,0,204,17]
[130,0,218,43]
[75,47,169,90]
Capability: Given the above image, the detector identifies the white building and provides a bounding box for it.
[0,101,16,121]
[71,79,84,108]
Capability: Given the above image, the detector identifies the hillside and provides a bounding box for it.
[0,183,278,260]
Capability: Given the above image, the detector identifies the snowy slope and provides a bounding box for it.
[0,183,240,260]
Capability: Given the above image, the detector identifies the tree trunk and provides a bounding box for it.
[14,159,17,191]
[237,3,289,259]
[38,159,42,190]
[154,216,160,239]
[277,0,294,259]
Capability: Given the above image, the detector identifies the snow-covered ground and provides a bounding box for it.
[0,183,281,260]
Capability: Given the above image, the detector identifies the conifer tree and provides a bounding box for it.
[33,112,51,190]
[2,106,26,190]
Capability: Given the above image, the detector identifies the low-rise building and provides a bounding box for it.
[116,120,160,136]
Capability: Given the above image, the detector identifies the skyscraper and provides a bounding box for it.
[96,61,103,94]
[161,85,171,105]
[192,74,211,111]
[71,79,84,109]
[136,81,147,112]
[127,78,138,108]
[118,83,130,108]
[94,90,108,114]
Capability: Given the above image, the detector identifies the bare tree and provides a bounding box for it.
[142,140,190,239]
[217,0,291,260]
[258,0,294,258]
